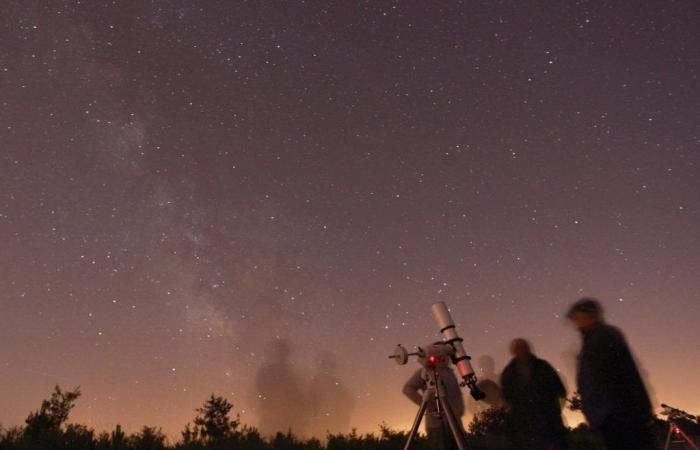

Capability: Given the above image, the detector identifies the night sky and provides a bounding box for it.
[1,0,699,440]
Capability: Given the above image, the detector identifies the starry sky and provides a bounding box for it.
[1,0,699,440]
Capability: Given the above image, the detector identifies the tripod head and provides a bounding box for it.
[389,343,451,369]
[388,302,486,401]
[662,403,699,423]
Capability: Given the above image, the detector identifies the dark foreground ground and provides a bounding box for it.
[1,386,695,450]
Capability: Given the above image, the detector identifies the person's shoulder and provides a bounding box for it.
[405,368,422,378]
[533,356,553,367]
[585,323,629,354]
[404,368,425,385]
[478,378,499,388]
[502,358,516,369]
[598,323,625,341]
[531,356,557,374]
[587,322,619,338]
[500,359,517,377]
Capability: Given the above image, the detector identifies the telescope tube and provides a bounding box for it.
[432,301,485,400]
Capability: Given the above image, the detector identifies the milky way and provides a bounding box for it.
[1,0,698,439]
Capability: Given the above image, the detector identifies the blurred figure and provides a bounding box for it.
[475,355,504,408]
[466,355,504,415]
[308,351,355,438]
[255,339,309,437]
[403,343,465,450]
[567,298,655,450]
[500,338,568,450]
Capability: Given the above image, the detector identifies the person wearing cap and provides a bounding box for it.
[500,338,568,450]
[567,297,655,450]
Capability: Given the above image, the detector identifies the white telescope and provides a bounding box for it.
[431,301,485,400]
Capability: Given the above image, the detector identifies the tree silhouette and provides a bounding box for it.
[567,391,583,412]
[63,423,95,450]
[95,424,129,450]
[22,384,82,449]
[131,426,167,450]
[24,385,81,435]
[0,425,23,449]
[111,424,128,450]
[467,406,509,438]
[186,394,239,444]
[0,384,620,450]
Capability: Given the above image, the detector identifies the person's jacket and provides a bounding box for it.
[576,322,652,430]
[403,366,465,429]
[501,355,566,422]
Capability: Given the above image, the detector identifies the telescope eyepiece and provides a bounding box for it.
[461,373,486,400]
[469,386,486,401]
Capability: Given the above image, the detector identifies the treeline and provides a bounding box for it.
[0,385,668,450]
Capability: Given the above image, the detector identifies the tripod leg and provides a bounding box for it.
[664,424,672,450]
[403,389,432,450]
[437,395,469,450]
[675,426,700,450]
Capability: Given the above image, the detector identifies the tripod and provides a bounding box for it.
[403,365,469,450]
[664,422,699,450]
[662,404,699,450]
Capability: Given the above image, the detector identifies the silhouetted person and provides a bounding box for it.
[308,351,355,438]
[500,338,568,450]
[403,343,465,450]
[567,298,655,450]
[255,339,309,437]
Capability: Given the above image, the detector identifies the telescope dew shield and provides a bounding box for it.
[431,302,475,380]
[431,301,486,400]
